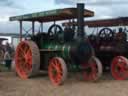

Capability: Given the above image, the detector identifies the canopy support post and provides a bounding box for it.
[20,21,22,41]
[41,22,43,32]
[32,21,35,35]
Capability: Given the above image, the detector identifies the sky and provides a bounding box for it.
[0,0,128,33]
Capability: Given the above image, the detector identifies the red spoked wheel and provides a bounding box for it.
[48,57,67,86]
[82,56,103,81]
[111,56,128,80]
[15,41,40,79]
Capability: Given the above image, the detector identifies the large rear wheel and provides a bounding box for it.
[81,56,103,81]
[48,57,67,86]
[15,41,40,79]
[111,56,128,80]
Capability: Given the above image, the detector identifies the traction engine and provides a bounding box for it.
[89,27,128,80]
[10,4,103,86]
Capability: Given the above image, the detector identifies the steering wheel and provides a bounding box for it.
[98,28,114,41]
[48,24,63,37]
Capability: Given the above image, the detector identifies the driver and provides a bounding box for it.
[116,27,127,41]
[64,23,74,42]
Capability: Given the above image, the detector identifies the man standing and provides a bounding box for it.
[4,42,12,70]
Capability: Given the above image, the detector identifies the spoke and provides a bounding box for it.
[51,62,56,68]
[54,59,59,66]
[25,49,32,64]
[17,52,24,58]
[19,47,25,55]
[26,49,31,56]
[26,55,32,64]
[117,62,125,69]
[17,57,25,62]
[118,63,128,74]
[57,68,62,74]
[26,63,32,70]
[24,45,29,53]
[56,63,62,71]
[54,25,57,34]
[56,74,62,82]
[55,76,59,83]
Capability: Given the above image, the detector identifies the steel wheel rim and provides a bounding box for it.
[15,41,32,79]
[111,56,128,80]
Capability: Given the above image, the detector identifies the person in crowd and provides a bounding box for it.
[116,27,127,41]
[4,42,12,70]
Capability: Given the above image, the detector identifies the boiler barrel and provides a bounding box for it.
[42,41,94,64]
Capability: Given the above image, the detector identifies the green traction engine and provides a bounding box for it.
[10,4,103,86]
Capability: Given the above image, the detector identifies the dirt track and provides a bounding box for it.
[0,72,128,96]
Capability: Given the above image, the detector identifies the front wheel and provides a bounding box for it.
[111,56,128,80]
[48,57,67,86]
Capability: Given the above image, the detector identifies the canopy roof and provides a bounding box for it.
[10,8,94,22]
[63,17,128,27]
[84,17,128,27]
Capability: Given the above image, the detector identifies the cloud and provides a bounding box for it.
[0,16,9,22]
[0,0,12,6]
[109,5,128,17]
[84,0,128,19]
[1,0,128,34]
[86,0,128,6]
[55,0,128,6]
[0,21,19,33]
[0,0,24,9]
